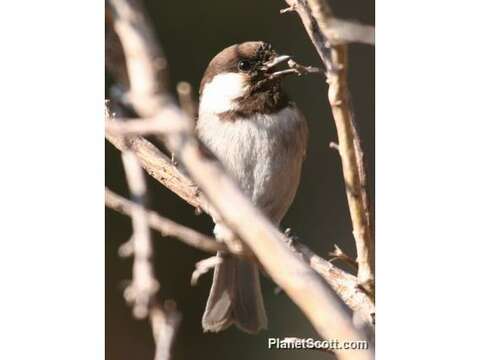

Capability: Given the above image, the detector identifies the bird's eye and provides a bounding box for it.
[238,60,253,72]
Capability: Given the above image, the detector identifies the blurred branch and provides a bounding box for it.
[106,187,228,254]
[107,102,180,359]
[111,107,159,319]
[105,115,189,136]
[106,0,373,358]
[108,0,171,113]
[327,18,374,46]
[150,301,182,360]
[176,81,198,120]
[283,0,375,296]
[106,5,129,87]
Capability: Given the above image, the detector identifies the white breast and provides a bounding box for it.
[197,106,308,224]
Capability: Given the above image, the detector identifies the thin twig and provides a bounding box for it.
[269,59,322,80]
[106,116,189,136]
[287,58,323,74]
[106,188,228,254]
[329,244,359,272]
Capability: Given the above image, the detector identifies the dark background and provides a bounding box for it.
[106,1,374,359]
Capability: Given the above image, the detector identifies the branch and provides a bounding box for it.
[108,103,180,359]
[176,81,198,120]
[105,116,189,136]
[327,18,374,46]
[290,241,374,326]
[150,301,182,360]
[106,120,205,211]
[329,244,358,272]
[117,119,158,319]
[281,0,374,46]
[108,0,171,113]
[106,188,228,254]
[107,0,373,358]
[283,0,375,295]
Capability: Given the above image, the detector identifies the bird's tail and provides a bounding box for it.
[202,255,267,334]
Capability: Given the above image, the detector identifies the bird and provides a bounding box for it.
[196,41,308,334]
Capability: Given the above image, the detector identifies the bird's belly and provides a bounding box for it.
[197,108,307,223]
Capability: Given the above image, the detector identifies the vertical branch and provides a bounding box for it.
[283,0,375,295]
[120,148,159,318]
[107,102,180,359]
[109,0,171,114]
[150,301,182,360]
[326,46,374,294]
[105,104,160,317]
[176,81,198,120]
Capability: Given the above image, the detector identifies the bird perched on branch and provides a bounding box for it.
[197,41,308,334]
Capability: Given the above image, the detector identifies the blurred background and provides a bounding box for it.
[106,0,374,359]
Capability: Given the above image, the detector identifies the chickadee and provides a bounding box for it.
[197,41,308,333]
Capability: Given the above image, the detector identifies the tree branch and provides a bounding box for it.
[105,115,189,136]
[290,241,374,326]
[283,0,375,296]
[116,116,158,319]
[176,81,198,120]
[281,0,374,46]
[150,301,182,360]
[108,103,181,360]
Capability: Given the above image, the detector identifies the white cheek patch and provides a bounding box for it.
[199,72,248,115]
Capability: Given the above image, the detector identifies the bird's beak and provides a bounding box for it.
[261,55,291,71]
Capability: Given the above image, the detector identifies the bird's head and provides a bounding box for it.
[199,41,293,116]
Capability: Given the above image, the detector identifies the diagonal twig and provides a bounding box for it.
[106,187,228,254]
